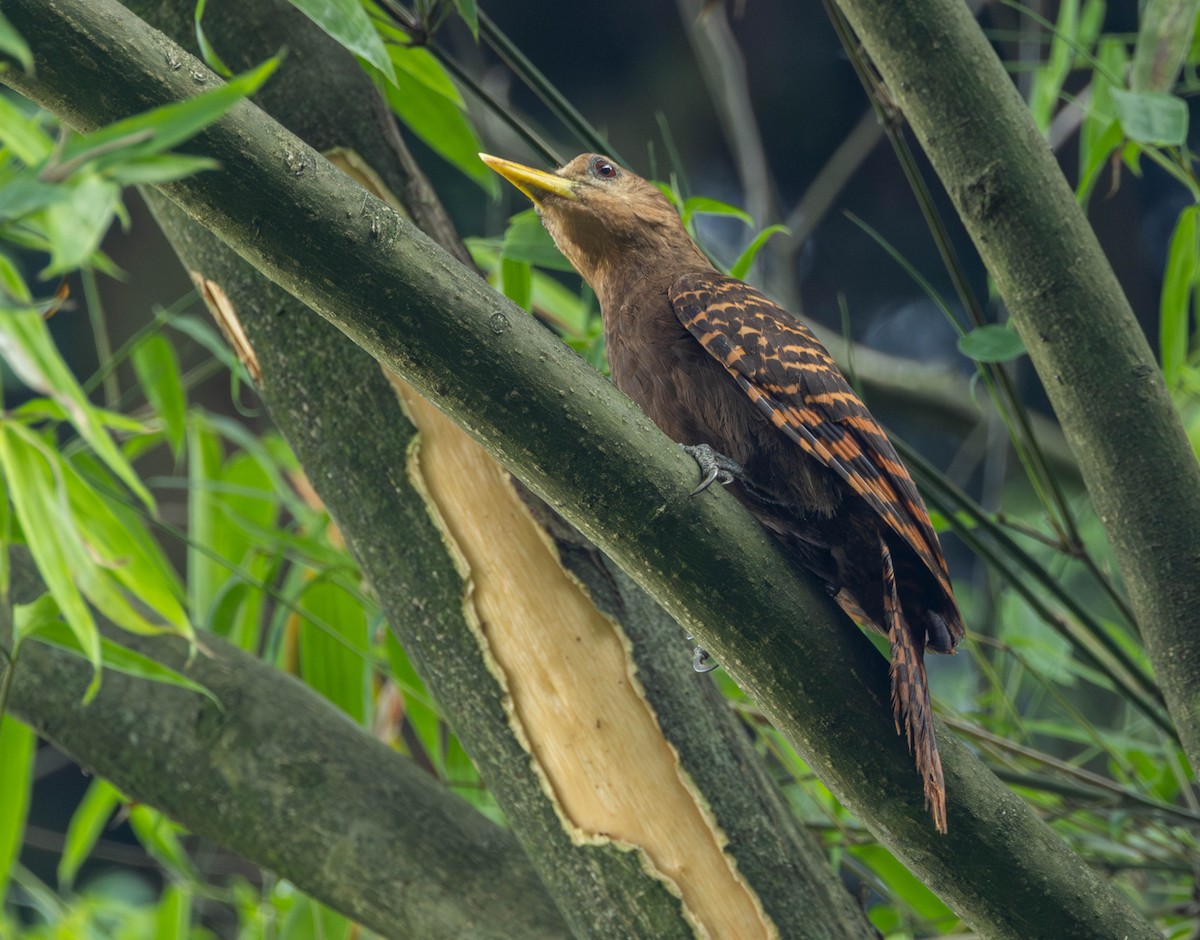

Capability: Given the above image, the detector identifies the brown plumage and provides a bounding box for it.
[481,152,965,832]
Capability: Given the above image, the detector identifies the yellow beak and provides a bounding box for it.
[479,153,578,204]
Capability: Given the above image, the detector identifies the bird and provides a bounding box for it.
[481,151,965,833]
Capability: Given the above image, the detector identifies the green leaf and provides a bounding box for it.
[1160,205,1199,387]
[1111,88,1189,146]
[50,58,280,176]
[499,209,573,271]
[187,414,224,623]
[26,617,216,705]
[193,0,234,78]
[132,333,187,457]
[38,172,122,275]
[500,256,532,311]
[12,397,151,436]
[0,251,31,304]
[106,153,220,186]
[168,313,250,379]
[680,195,753,229]
[287,0,395,84]
[1120,139,1144,176]
[186,414,280,647]
[58,777,122,889]
[388,43,463,105]
[1076,120,1124,206]
[297,578,370,725]
[0,176,69,223]
[454,0,479,38]
[0,716,33,899]
[0,307,153,506]
[0,470,10,598]
[156,882,193,938]
[467,237,594,336]
[957,324,1027,362]
[1130,0,1200,93]
[59,453,190,638]
[1028,0,1079,132]
[0,10,33,73]
[1077,37,1128,205]
[0,95,52,164]
[279,895,352,940]
[0,424,102,691]
[385,49,495,194]
[127,805,198,880]
[3,422,189,646]
[12,593,61,651]
[851,843,955,922]
[729,224,789,279]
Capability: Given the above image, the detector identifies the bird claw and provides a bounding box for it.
[681,443,743,495]
[692,646,719,673]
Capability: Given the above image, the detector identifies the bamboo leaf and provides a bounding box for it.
[1111,88,1189,146]
[287,0,395,84]
[388,43,463,105]
[0,177,68,224]
[1159,205,1198,387]
[0,94,51,164]
[24,617,216,705]
[193,0,233,78]
[1077,38,1128,205]
[454,0,479,37]
[58,452,190,638]
[38,171,122,274]
[680,195,753,229]
[499,209,573,272]
[127,805,198,880]
[57,777,122,889]
[106,153,220,186]
[0,251,31,304]
[0,717,34,898]
[11,593,60,650]
[957,324,1028,363]
[0,307,153,507]
[729,224,789,279]
[49,58,280,173]
[0,10,32,72]
[384,50,493,193]
[500,256,532,311]
[155,883,193,937]
[296,577,369,725]
[187,414,279,647]
[186,413,225,623]
[1130,0,1200,93]
[0,424,101,691]
[131,332,187,456]
[1028,0,1079,132]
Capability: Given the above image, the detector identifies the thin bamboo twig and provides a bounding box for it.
[897,439,1171,730]
[477,10,621,163]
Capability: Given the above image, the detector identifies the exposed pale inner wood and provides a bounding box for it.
[394,378,772,940]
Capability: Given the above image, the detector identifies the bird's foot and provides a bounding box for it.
[692,645,720,673]
[681,443,744,496]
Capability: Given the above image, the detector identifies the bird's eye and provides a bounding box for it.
[591,158,619,180]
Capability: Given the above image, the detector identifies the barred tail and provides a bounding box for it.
[881,536,948,833]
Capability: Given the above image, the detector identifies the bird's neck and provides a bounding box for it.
[588,234,714,317]
[540,206,715,315]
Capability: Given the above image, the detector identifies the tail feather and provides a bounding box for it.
[880,536,948,833]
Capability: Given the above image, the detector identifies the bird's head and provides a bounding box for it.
[480,153,709,301]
